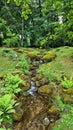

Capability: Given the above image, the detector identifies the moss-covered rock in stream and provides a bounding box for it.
[21,79,30,92]
[27,53,41,60]
[36,77,49,87]
[43,52,56,62]
[36,73,44,80]
[38,85,52,95]
[48,105,60,116]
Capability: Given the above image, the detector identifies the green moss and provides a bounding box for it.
[43,52,56,62]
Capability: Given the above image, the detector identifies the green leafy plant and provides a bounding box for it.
[61,77,73,88]
[3,27,19,47]
[55,96,69,111]
[0,128,11,130]
[53,95,73,130]
[0,94,18,124]
[18,54,29,72]
[4,73,24,94]
[1,48,17,60]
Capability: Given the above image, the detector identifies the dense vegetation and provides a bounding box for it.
[0,0,73,130]
[0,0,73,48]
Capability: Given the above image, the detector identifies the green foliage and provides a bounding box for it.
[8,0,32,20]
[55,96,69,111]
[0,0,73,48]
[61,77,73,88]
[0,128,11,130]
[52,105,73,130]
[3,27,19,47]
[0,94,18,124]
[4,73,24,94]
[18,53,29,72]
[38,63,61,81]
[53,95,73,130]
[0,18,6,33]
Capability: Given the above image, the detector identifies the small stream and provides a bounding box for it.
[13,56,60,130]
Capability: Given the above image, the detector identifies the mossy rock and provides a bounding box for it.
[12,107,24,121]
[22,79,30,91]
[32,61,39,67]
[12,70,22,75]
[63,88,73,94]
[62,94,73,104]
[38,78,49,86]
[0,74,5,79]
[38,85,52,94]
[48,105,60,115]
[27,53,41,60]
[36,73,43,80]
[43,52,56,62]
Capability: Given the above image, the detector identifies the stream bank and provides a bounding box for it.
[13,52,60,130]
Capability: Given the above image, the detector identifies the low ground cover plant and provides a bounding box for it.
[61,77,73,88]
[53,95,73,130]
[0,94,18,125]
[18,53,30,73]
[4,73,24,94]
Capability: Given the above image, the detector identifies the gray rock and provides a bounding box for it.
[43,117,50,126]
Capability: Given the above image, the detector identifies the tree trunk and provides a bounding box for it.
[38,0,42,17]
[21,17,24,46]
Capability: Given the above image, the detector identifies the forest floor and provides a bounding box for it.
[0,46,73,130]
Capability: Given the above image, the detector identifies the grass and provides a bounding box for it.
[0,46,73,79]
[38,46,73,81]
[0,54,17,74]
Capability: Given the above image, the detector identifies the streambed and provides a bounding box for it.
[13,55,60,130]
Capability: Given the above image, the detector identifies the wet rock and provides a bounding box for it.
[32,61,39,67]
[22,79,30,91]
[12,107,24,122]
[38,78,49,86]
[48,105,60,115]
[62,94,73,104]
[42,117,50,126]
[31,77,36,82]
[36,81,41,87]
[36,73,43,80]
[38,85,52,95]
